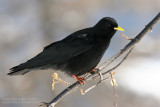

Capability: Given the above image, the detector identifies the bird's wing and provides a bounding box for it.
[24,32,94,68]
[44,33,93,61]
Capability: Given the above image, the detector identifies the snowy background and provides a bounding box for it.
[0,0,160,107]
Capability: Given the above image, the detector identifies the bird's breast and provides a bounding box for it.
[63,37,111,76]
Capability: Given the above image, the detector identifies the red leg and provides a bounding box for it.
[88,67,99,74]
[73,75,85,84]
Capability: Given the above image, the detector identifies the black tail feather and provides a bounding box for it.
[8,64,30,76]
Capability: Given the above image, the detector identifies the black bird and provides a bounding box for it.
[8,17,124,83]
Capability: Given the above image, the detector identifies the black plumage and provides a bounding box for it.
[8,17,122,77]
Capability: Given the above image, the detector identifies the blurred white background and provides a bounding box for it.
[0,0,160,107]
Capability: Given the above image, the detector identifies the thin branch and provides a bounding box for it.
[98,12,160,71]
[102,47,134,75]
[41,12,160,107]
[92,47,134,80]
[80,47,133,96]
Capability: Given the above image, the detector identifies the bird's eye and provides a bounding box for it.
[105,24,111,28]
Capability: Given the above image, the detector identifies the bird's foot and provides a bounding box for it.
[73,75,85,84]
[88,68,99,74]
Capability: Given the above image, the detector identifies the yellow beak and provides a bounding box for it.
[114,26,124,31]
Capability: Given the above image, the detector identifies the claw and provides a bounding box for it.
[88,68,99,74]
[73,75,85,84]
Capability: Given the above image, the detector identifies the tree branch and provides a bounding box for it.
[41,12,160,107]
[80,47,134,96]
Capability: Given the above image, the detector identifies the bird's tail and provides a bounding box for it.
[8,64,30,76]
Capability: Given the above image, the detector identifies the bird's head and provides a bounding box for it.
[94,17,124,38]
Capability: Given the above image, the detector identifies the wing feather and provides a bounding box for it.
[24,31,94,68]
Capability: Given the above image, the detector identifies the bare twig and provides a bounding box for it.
[98,12,160,71]
[41,12,160,107]
[120,33,133,40]
[92,47,134,80]
[80,48,133,96]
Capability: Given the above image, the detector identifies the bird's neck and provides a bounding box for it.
[93,27,116,40]
[94,31,115,41]
[93,29,116,49]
